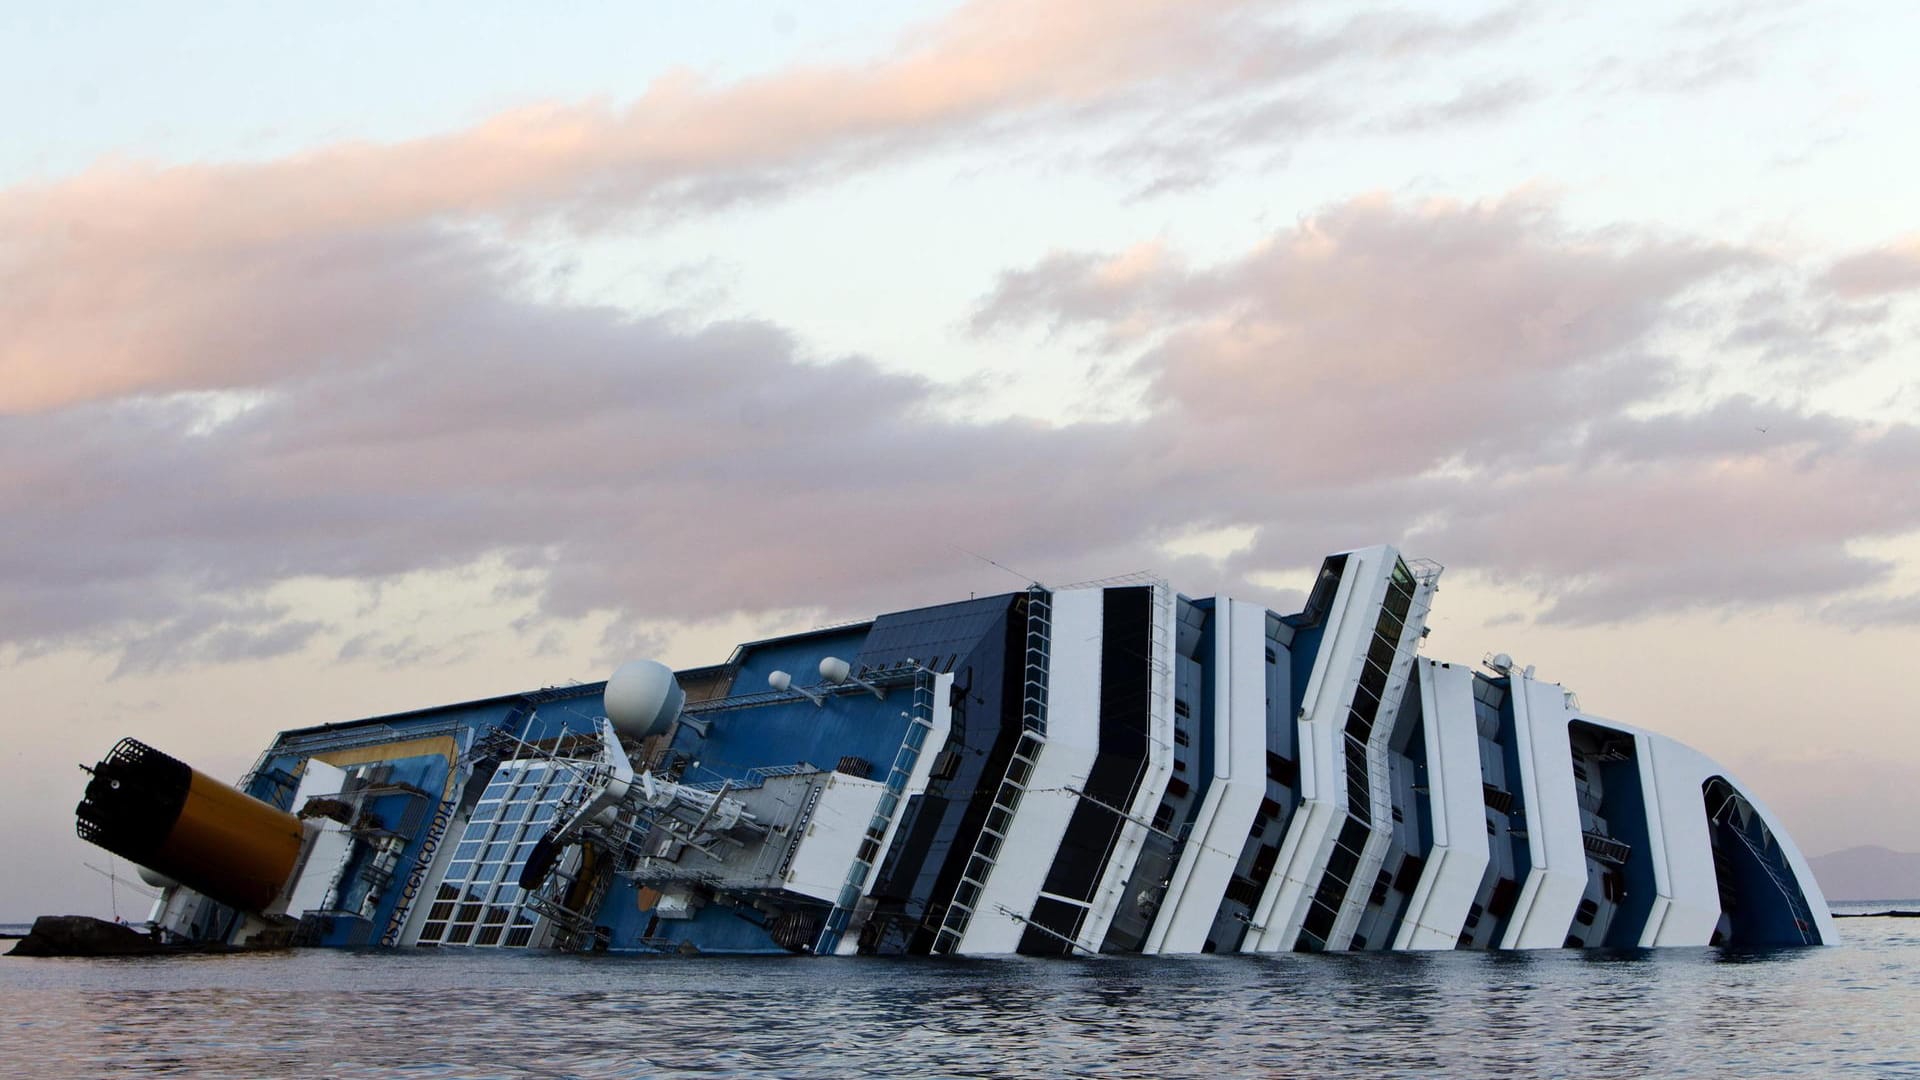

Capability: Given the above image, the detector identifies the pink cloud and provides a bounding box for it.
[1824,237,1920,299]
[3,2,1915,665]
[4,190,1917,673]
[981,193,1749,481]
[0,0,1537,414]
[976,195,1920,622]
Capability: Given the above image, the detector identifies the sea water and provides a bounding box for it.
[2,905,1914,1079]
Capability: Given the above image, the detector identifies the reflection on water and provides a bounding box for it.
[3,916,1916,1079]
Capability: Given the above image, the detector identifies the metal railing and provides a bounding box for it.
[1709,790,1816,946]
[1582,831,1634,866]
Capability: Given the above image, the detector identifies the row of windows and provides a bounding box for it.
[474,784,569,810]
[424,900,531,926]
[429,879,527,909]
[446,833,543,866]
[469,799,562,825]
[419,922,538,947]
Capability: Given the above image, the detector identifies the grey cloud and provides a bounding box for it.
[0,222,1198,665]
[1320,3,1538,61]
[982,195,1749,484]
[1577,0,1804,98]
[1581,396,1859,463]
[1404,475,1909,625]
[335,632,485,671]
[1371,78,1539,133]
[1819,593,1920,629]
[1079,6,1538,192]
[109,599,326,678]
[968,246,1192,340]
[1629,43,1754,95]
[1537,551,1890,625]
[1717,283,1895,376]
[970,195,1920,624]
[6,193,1920,678]
[0,1,1542,415]
[1824,241,1920,299]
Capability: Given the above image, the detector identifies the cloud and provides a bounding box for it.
[0,217,1198,663]
[109,598,326,678]
[4,2,1919,673]
[0,0,1540,414]
[982,193,1749,477]
[975,194,1920,623]
[1819,591,1920,628]
[1371,78,1538,132]
[1824,238,1920,298]
[1076,5,1540,192]
[336,630,485,672]
[1583,0,1803,97]
[6,189,1917,676]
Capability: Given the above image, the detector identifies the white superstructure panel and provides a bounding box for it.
[1634,732,1723,946]
[1076,583,1175,952]
[784,773,889,902]
[1393,660,1490,950]
[1244,545,1392,952]
[281,759,350,916]
[1327,567,1437,949]
[1622,728,1835,946]
[290,759,349,808]
[1500,676,1587,949]
[1146,598,1268,954]
[284,826,351,916]
[957,587,1105,955]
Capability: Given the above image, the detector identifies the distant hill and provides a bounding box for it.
[1808,846,1920,901]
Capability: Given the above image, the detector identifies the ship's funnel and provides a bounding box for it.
[76,738,303,914]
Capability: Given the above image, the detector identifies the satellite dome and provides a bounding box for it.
[604,660,685,740]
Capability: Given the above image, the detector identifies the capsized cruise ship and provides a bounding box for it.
[74,546,1834,955]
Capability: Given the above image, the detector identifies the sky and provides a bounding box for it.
[2,0,1917,921]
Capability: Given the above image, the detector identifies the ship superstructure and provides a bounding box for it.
[75,546,1835,954]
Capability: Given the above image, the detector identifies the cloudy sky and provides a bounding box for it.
[4,0,1917,919]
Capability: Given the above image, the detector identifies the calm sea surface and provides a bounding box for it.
[3,905,1916,1079]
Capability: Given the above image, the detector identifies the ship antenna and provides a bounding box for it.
[948,544,1043,588]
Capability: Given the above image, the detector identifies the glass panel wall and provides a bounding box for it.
[417,761,581,948]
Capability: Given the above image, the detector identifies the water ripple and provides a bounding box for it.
[3,919,1917,1078]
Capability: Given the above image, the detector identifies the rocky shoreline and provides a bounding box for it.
[5,915,242,957]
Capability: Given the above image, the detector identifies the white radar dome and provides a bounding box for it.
[604,659,685,740]
[819,656,852,684]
